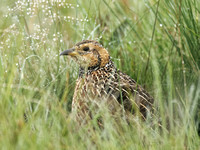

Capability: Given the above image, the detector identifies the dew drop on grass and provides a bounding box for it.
[160,24,163,27]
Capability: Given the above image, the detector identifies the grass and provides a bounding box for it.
[0,0,199,149]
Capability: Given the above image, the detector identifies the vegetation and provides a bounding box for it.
[0,0,199,149]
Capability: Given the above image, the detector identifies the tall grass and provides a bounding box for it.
[0,0,199,149]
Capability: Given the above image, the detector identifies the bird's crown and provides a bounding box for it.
[60,40,110,70]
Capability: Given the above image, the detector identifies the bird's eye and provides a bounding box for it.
[83,47,89,51]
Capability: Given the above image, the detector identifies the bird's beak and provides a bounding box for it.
[60,48,79,56]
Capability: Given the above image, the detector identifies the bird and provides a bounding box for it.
[60,40,154,125]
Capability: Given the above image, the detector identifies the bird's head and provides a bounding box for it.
[60,40,110,70]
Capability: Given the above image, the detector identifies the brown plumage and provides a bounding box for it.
[60,40,154,125]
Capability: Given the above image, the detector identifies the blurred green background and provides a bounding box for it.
[0,0,199,149]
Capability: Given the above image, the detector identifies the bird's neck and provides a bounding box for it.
[78,59,115,78]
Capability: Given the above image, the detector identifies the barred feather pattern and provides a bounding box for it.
[72,59,154,124]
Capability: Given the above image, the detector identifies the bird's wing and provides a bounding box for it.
[110,70,154,118]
